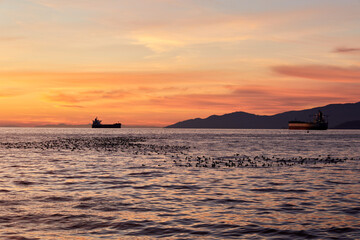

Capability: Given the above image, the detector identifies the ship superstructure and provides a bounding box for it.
[289,111,328,130]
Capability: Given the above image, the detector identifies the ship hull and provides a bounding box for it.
[92,123,121,128]
[288,122,327,130]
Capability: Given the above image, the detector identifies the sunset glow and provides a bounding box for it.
[1,0,359,126]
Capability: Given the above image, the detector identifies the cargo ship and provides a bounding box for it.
[289,111,328,130]
[92,117,121,128]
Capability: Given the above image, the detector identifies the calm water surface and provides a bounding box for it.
[0,128,359,240]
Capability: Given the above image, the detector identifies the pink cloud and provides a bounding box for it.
[273,65,360,82]
[227,85,351,113]
[333,47,360,54]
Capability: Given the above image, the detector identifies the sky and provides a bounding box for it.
[0,0,359,127]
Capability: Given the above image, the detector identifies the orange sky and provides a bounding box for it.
[0,0,359,127]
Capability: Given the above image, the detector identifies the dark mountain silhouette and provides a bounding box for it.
[333,120,360,129]
[166,102,360,129]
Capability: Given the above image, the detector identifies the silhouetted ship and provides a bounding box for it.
[92,117,121,128]
[289,111,328,130]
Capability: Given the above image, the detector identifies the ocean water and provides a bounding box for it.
[0,128,359,240]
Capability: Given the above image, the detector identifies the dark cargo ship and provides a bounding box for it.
[92,117,121,128]
[289,111,328,130]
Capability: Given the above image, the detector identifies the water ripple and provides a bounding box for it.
[0,129,359,239]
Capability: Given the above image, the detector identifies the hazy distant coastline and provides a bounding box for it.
[0,124,159,128]
[35,124,160,128]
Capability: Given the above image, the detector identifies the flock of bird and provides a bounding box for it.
[171,154,350,168]
[0,136,352,169]
[0,136,189,155]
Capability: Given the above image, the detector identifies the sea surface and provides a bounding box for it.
[0,128,359,240]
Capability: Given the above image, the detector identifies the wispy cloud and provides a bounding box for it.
[0,88,25,98]
[272,65,360,82]
[1,70,235,87]
[45,89,131,104]
[333,47,360,54]
[227,85,353,112]
[0,36,25,41]
[60,104,85,108]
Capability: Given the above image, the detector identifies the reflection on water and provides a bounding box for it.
[0,128,359,239]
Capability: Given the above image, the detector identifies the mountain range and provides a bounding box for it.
[166,102,360,129]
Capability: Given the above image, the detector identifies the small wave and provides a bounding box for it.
[198,198,253,206]
[94,206,120,212]
[63,220,111,231]
[215,198,252,204]
[250,188,308,193]
[111,220,149,230]
[9,165,22,168]
[328,227,355,233]
[105,185,132,189]
[173,218,200,226]
[266,181,286,186]
[160,184,201,190]
[325,180,354,185]
[127,207,175,213]
[132,184,159,189]
[128,171,164,177]
[0,200,22,206]
[4,236,40,240]
[127,226,193,237]
[74,203,95,209]
[100,180,135,185]
[0,216,12,224]
[193,223,239,229]
[13,180,35,186]
[219,225,317,238]
[64,175,87,179]
[79,197,93,201]
[342,207,360,215]
[39,196,74,202]
[277,203,306,212]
